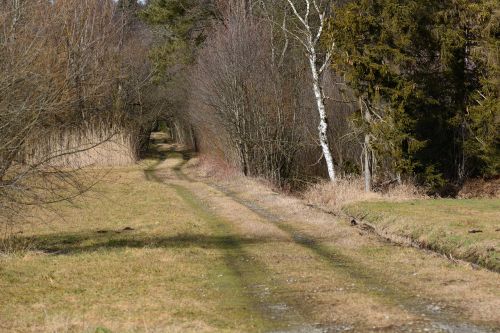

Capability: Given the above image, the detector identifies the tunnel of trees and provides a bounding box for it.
[1,0,498,225]
[140,0,498,194]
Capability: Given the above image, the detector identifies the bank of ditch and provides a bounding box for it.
[343,200,499,272]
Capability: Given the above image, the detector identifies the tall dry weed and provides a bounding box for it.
[304,177,424,213]
[25,125,137,168]
[0,224,33,256]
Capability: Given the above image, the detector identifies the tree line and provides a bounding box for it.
[1,0,498,228]
[143,0,499,194]
[0,0,166,226]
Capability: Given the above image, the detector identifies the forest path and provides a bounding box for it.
[145,143,499,333]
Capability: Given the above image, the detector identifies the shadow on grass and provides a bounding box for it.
[17,231,288,255]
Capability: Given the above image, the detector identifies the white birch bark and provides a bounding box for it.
[308,51,335,180]
[285,0,336,181]
[360,97,372,192]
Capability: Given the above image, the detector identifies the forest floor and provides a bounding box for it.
[0,140,499,333]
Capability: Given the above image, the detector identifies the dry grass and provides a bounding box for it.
[180,160,500,329]
[459,177,500,198]
[25,125,136,168]
[0,234,34,257]
[345,199,500,271]
[303,177,423,213]
[171,161,425,329]
[302,177,499,271]
[3,151,498,332]
[0,163,267,333]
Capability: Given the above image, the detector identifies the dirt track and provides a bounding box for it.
[146,147,500,333]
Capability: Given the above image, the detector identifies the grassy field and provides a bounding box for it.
[0,162,266,333]
[2,155,499,332]
[344,199,500,271]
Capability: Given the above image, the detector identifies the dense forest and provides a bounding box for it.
[140,0,499,194]
[1,0,498,223]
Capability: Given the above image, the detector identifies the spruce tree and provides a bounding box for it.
[140,0,217,81]
[328,0,499,191]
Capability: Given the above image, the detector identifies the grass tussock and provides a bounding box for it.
[0,234,33,257]
[303,177,424,213]
[25,125,137,168]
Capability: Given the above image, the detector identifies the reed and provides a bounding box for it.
[25,124,137,168]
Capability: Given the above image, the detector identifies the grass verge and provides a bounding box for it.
[344,199,500,272]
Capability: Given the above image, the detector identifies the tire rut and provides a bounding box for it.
[172,159,497,333]
[145,159,328,333]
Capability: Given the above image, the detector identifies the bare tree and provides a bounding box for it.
[281,0,336,181]
[189,2,308,186]
[0,0,155,230]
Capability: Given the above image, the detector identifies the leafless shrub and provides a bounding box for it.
[0,0,155,230]
[189,2,312,187]
[173,0,367,190]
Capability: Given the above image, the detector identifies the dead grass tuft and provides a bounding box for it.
[303,177,424,213]
[0,233,33,256]
[459,177,500,198]
[382,181,424,200]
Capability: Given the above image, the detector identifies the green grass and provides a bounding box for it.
[0,163,266,333]
[344,199,500,272]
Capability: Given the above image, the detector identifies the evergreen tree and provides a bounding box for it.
[328,0,499,191]
[464,0,500,177]
[140,0,217,81]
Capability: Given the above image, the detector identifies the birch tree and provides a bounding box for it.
[283,0,336,181]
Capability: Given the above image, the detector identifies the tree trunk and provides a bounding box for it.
[360,97,372,192]
[308,53,336,181]
[190,125,198,152]
[364,134,371,192]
